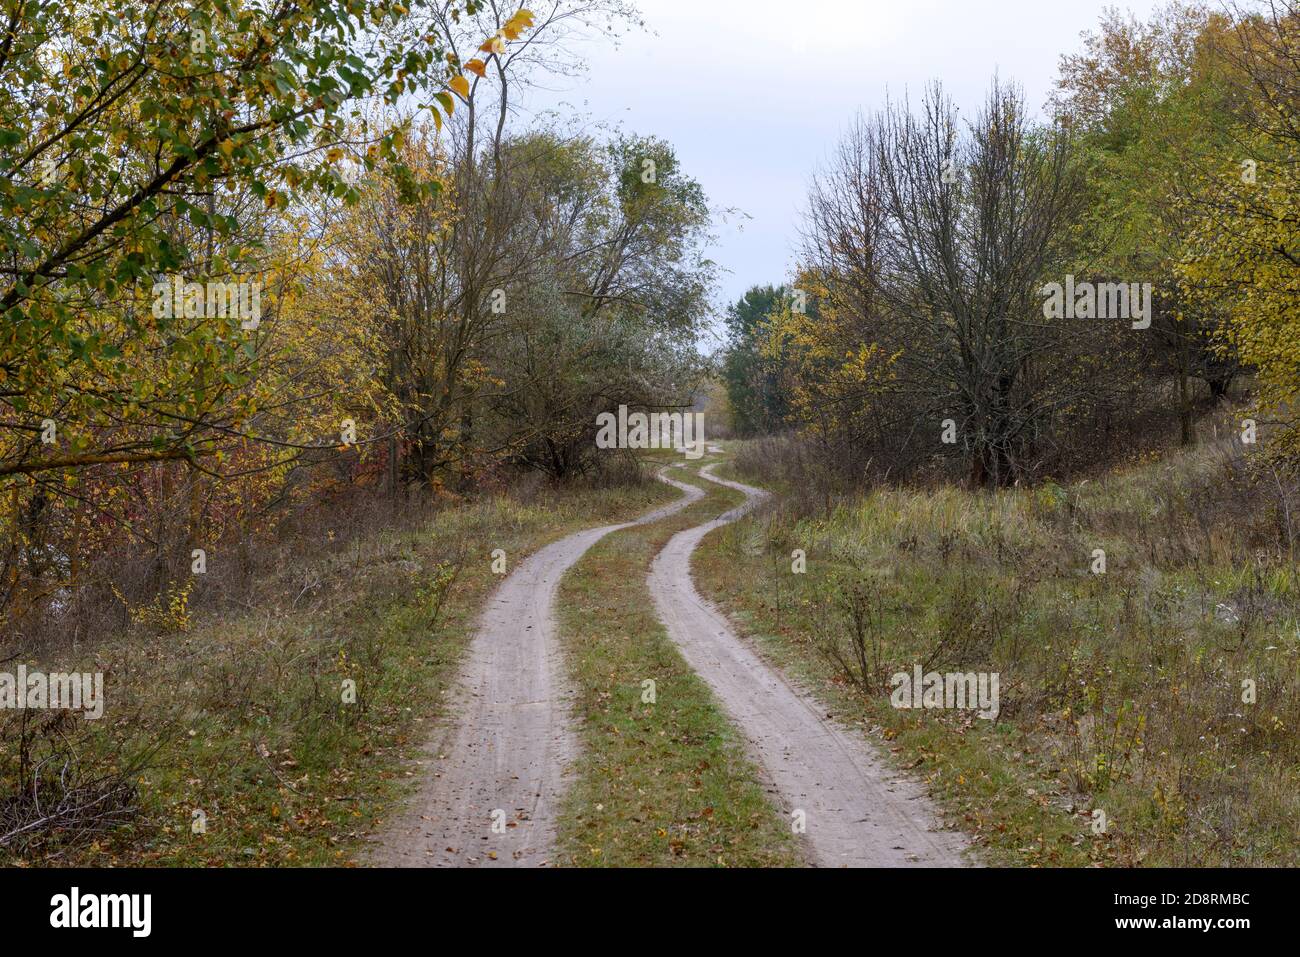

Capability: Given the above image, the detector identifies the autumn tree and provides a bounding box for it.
[781,83,1096,487]
[1054,2,1245,445]
[720,285,793,437]
[484,131,715,477]
[1176,1,1300,464]
[0,0,529,628]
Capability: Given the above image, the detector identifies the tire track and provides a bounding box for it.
[648,464,971,867]
[369,471,702,867]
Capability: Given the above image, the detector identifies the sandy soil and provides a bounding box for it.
[648,466,972,867]
[368,472,703,867]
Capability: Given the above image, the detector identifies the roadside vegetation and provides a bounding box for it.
[1,471,672,865]
[694,423,1299,866]
[4,0,1298,871]
[707,2,1300,867]
[555,456,801,867]
[1,0,710,862]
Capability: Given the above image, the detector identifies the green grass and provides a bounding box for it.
[694,440,1300,867]
[0,478,676,866]
[554,455,802,867]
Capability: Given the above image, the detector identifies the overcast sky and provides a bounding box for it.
[518,0,1163,345]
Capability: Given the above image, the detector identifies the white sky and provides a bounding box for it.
[518,0,1163,337]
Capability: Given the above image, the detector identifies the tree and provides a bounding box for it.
[0,0,480,481]
[484,131,715,477]
[1176,1,1300,464]
[0,1,533,627]
[721,285,791,437]
[1054,3,1245,445]
[786,82,1095,487]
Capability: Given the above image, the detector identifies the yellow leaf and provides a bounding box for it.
[449,75,470,99]
[465,59,487,78]
[506,9,535,31]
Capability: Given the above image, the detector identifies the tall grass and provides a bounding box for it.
[707,429,1300,865]
[0,472,673,864]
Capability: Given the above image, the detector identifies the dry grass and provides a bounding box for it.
[0,473,675,865]
[554,456,802,867]
[698,427,1300,866]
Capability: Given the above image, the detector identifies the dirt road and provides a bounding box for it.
[648,465,970,867]
[370,472,703,867]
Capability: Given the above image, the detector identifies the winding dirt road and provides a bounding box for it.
[648,465,970,867]
[370,471,703,867]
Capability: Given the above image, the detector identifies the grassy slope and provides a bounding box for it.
[694,440,1300,867]
[1,479,675,866]
[554,456,801,867]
